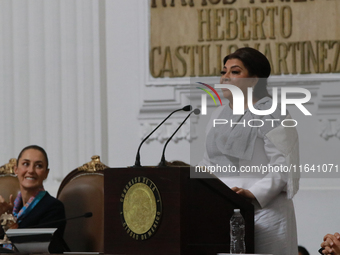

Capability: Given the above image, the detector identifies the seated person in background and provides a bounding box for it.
[0,145,67,252]
[298,245,310,255]
[321,232,340,255]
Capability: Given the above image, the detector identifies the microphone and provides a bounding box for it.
[133,105,192,167]
[27,212,93,228]
[158,108,200,167]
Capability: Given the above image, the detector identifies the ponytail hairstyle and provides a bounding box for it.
[17,145,49,169]
[223,47,271,100]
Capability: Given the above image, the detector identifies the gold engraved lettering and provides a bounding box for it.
[150,47,162,78]
[239,8,250,40]
[162,46,174,77]
[175,46,187,77]
[186,0,194,7]
[266,7,278,39]
[287,42,298,74]
[252,7,266,40]
[209,0,221,4]
[298,42,308,74]
[306,41,319,73]
[330,41,340,73]
[151,0,157,7]
[275,43,289,74]
[212,8,224,41]
[197,45,205,76]
[249,0,274,3]
[225,8,238,40]
[280,6,292,38]
[198,9,211,42]
[318,41,331,73]
[186,46,196,77]
[204,45,214,76]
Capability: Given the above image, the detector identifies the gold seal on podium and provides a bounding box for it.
[120,176,162,240]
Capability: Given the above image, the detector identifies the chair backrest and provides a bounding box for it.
[0,159,20,201]
[57,156,108,252]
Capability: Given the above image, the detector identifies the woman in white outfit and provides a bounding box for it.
[199,47,299,255]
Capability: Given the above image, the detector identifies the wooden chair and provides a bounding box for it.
[57,155,108,252]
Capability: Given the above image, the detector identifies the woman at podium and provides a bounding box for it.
[199,47,299,255]
[0,145,66,251]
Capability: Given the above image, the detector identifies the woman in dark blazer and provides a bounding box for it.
[0,145,67,252]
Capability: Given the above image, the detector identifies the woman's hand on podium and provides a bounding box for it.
[321,232,340,255]
[231,187,255,201]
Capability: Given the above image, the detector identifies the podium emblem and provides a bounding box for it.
[120,176,162,240]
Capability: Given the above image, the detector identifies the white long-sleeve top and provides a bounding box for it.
[198,104,299,255]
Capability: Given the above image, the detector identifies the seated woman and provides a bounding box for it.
[0,145,67,252]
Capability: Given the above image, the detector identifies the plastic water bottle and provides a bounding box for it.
[230,209,245,254]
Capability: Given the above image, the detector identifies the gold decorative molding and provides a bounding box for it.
[0,158,17,175]
[77,155,108,172]
[0,212,16,245]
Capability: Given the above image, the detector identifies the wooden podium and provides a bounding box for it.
[104,167,254,255]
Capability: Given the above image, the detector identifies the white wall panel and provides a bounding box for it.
[0,0,105,194]
[44,0,63,182]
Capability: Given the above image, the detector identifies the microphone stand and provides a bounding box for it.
[158,109,200,167]
[133,105,192,167]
